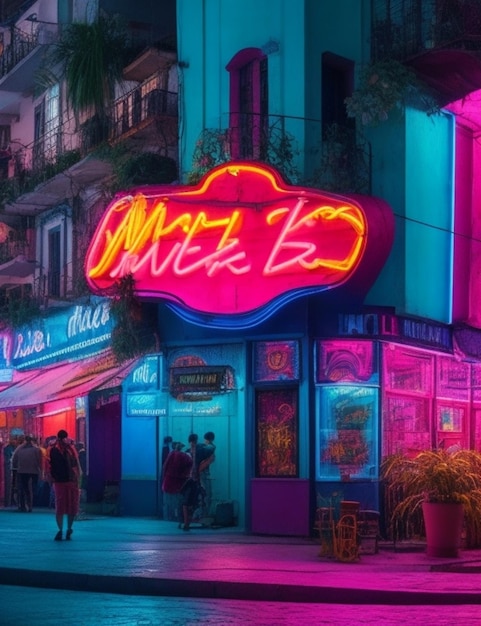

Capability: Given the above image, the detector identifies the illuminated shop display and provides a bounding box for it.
[316,339,378,384]
[382,344,434,456]
[86,162,394,327]
[472,364,481,451]
[382,344,474,455]
[256,388,298,477]
[437,356,470,402]
[317,385,378,481]
[254,340,299,382]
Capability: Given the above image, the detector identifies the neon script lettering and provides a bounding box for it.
[67,302,110,339]
[86,163,380,315]
[13,330,48,360]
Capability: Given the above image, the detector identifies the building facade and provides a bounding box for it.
[2,0,481,536]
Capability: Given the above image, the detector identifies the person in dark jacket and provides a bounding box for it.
[11,435,43,512]
[47,430,82,541]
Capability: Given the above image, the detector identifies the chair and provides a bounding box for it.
[358,509,380,554]
[332,501,360,562]
[314,506,335,557]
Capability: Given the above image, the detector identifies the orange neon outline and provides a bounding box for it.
[88,196,246,279]
[86,162,370,314]
[87,195,364,282]
[171,163,287,198]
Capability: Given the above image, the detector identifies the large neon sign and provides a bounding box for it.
[85,162,394,326]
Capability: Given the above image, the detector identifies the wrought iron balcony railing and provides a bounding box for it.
[0,227,35,266]
[188,116,371,195]
[0,23,58,81]
[371,0,481,62]
[110,81,178,143]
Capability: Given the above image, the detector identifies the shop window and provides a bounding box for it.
[382,344,434,456]
[383,393,432,456]
[254,340,299,382]
[437,356,470,402]
[383,344,434,395]
[316,339,377,384]
[255,387,298,477]
[436,402,467,450]
[472,363,481,404]
[317,385,379,481]
[227,48,268,159]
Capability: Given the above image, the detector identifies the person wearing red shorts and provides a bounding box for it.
[47,430,82,541]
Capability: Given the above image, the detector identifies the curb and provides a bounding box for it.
[2,567,481,605]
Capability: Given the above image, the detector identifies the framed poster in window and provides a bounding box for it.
[254,341,300,382]
[255,387,298,477]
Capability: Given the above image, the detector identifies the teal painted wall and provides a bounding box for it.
[364,114,407,313]
[365,108,454,324]
[177,0,306,179]
[177,0,454,323]
[177,0,364,181]
[404,109,453,322]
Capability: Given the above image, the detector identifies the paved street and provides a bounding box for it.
[3,586,481,625]
[2,509,481,624]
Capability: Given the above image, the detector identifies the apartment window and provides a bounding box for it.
[0,125,10,179]
[48,226,61,297]
[34,84,60,168]
[227,48,268,159]
[322,52,354,130]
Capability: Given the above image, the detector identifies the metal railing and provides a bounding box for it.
[0,228,35,265]
[189,116,371,195]
[0,23,58,80]
[371,0,481,61]
[110,83,178,142]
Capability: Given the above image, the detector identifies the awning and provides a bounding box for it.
[0,255,36,286]
[0,351,136,409]
[53,353,136,401]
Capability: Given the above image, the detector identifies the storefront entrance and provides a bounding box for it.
[162,389,240,525]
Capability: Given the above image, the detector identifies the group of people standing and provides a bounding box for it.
[161,431,216,531]
[7,430,83,541]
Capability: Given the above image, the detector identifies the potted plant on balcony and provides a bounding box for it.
[38,12,130,149]
[381,449,481,557]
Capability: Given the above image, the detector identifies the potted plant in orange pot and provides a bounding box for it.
[381,449,481,557]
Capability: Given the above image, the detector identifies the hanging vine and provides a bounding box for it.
[109,274,155,363]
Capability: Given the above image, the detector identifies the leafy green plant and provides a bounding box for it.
[47,14,129,118]
[187,129,231,184]
[0,288,41,330]
[116,152,178,187]
[381,449,481,547]
[186,121,300,185]
[0,149,82,210]
[308,123,370,194]
[345,60,438,126]
[109,274,158,364]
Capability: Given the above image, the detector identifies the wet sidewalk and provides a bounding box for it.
[1,509,481,605]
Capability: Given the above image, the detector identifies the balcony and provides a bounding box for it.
[188,116,371,195]
[0,222,36,290]
[371,0,481,104]
[3,113,112,215]
[110,76,178,148]
[0,22,58,95]
[3,77,179,215]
